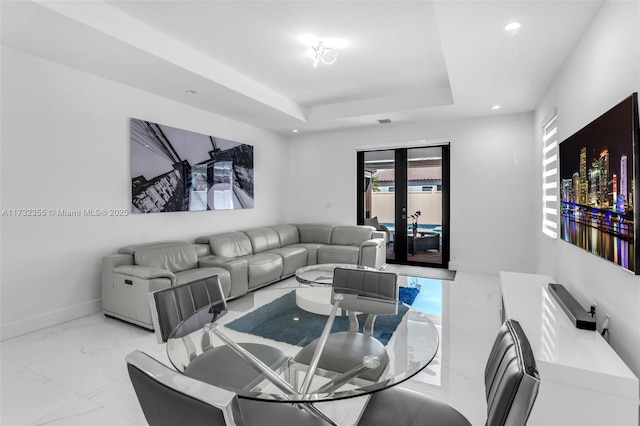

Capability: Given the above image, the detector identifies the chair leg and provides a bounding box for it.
[363,315,377,335]
[348,311,359,332]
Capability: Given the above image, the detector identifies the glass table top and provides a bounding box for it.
[295,263,377,285]
[166,286,439,403]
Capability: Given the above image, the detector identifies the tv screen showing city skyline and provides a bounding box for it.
[559,93,638,273]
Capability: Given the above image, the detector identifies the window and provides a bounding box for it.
[542,114,558,238]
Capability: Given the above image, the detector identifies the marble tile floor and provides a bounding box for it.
[0,269,502,426]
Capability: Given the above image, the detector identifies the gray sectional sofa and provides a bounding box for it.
[101,224,385,330]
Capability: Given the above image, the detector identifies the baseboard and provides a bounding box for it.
[0,299,102,341]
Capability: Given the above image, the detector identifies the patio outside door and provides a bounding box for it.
[357,145,450,268]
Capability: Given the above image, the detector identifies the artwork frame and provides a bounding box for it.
[559,93,640,274]
[130,118,254,214]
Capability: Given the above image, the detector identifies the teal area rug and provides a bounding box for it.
[225,289,415,347]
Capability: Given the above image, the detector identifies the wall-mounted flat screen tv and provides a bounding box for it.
[559,93,640,273]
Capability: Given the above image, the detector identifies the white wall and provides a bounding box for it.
[534,1,640,380]
[287,112,536,274]
[0,47,290,339]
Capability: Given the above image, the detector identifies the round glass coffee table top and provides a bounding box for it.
[295,263,377,285]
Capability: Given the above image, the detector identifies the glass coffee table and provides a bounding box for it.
[295,263,377,286]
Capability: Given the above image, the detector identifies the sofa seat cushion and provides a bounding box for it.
[317,245,360,265]
[245,253,283,289]
[174,267,232,298]
[266,246,308,277]
[288,243,325,265]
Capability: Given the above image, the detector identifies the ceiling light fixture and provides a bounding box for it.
[186,90,197,94]
[309,41,337,68]
[492,105,501,110]
[292,129,299,133]
[504,21,521,32]
[300,34,343,68]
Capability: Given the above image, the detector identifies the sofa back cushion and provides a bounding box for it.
[270,225,300,246]
[243,227,281,253]
[207,232,253,258]
[330,226,374,246]
[297,224,333,245]
[119,241,185,256]
[133,242,198,273]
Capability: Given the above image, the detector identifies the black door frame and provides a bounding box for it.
[357,144,450,268]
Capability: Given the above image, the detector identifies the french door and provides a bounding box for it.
[357,145,450,268]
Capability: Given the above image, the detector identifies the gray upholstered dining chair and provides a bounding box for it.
[356,319,540,426]
[148,275,227,343]
[292,267,398,383]
[148,276,289,390]
[126,350,328,426]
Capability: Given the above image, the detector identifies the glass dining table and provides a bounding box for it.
[166,284,439,425]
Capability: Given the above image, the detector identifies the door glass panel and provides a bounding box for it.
[364,150,396,262]
[407,147,443,265]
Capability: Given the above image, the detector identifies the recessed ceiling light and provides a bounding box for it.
[292,129,299,133]
[186,90,197,94]
[492,105,501,110]
[504,22,521,32]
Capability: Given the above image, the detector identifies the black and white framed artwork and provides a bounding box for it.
[130,118,254,213]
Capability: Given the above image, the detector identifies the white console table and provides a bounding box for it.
[500,271,639,426]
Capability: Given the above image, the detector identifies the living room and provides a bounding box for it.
[2,1,639,425]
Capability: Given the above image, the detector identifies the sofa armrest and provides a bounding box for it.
[371,230,385,240]
[199,255,249,298]
[102,257,174,329]
[113,264,177,285]
[359,238,385,269]
[102,254,134,313]
[371,230,388,245]
[360,238,384,248]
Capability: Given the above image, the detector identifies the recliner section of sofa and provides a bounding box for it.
[101,241,231,329]
[195,231,285,293]
[102,224,385,330]
[317,225,385,268]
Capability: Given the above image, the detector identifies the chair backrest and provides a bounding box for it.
[332,268,398,326]
[484,319,540,426]
[149,276,227,343]
[333,267,398,299]
[126,350,245,426]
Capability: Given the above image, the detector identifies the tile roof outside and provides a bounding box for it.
[374,167,442,182]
